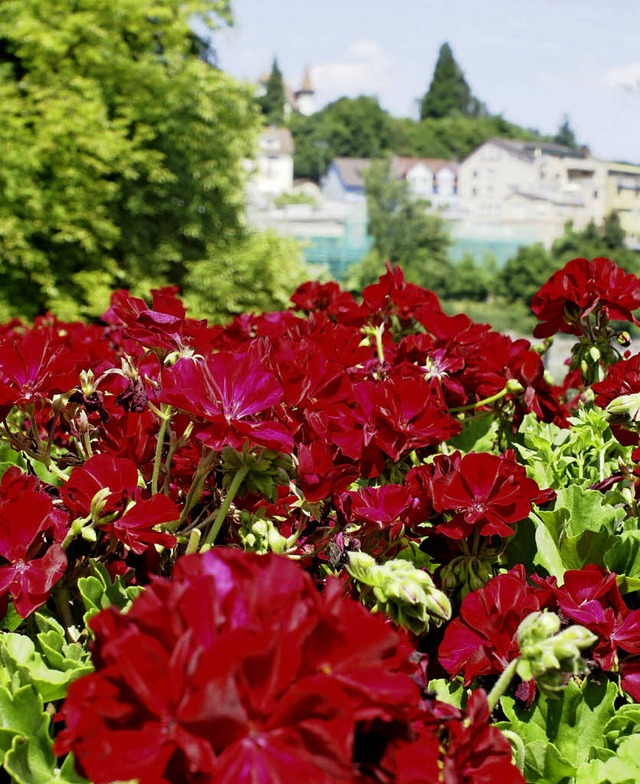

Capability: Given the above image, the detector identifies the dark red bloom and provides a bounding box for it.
[0,330,78,419]
[531,257,640,338]
[0,468,68,617]
[160,343,294,453]
[533,565,640,670]
[442,689,526,783]
[62,454,178,554]
[103,287,217,356]
[439,566,549,684]
[337,484,415,542]
[56,549,422,784]
[432,451,539,539]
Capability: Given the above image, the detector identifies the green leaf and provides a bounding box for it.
[428,677,465,708]
[576,733,640,784]
[0,633,92,703]
[0,684,53,775]
[530,487,623,579]
[605,531,640,593]
[448,415,499,454]
[500,677,618,782]
[77,560,143,628]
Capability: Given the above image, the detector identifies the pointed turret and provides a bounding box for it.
[295,66,315,115]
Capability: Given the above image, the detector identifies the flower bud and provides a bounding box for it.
[606,393,640,423]
[515,611,597,689]
[347,552,451,635]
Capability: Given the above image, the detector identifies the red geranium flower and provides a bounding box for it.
[433,451,540,539]
[55,549,421,784]
[0,330,78,419]
[62,454,178,554]
[439,566,549,684]
[531,256,640,338]
[160,343,294,453]
[442,689,526,783]
[0,468,68,617]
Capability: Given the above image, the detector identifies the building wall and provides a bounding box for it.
[606,163,640,248]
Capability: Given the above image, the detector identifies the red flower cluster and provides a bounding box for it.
[0,468,68,617]
[531,256,640,338]
[56,550,524,784]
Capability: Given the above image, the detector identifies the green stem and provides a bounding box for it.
[200,464,250,552]
[374,324,385,364]
[151,405,172,495]
[449,386,509,414]
[487,658,519,712]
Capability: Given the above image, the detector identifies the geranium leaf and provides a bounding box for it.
[0,633,92,703]
[448,415,499,454]
[77,560,142,628]
[576,733,640,784]
[531,487,623,578]
[500,678,618,778]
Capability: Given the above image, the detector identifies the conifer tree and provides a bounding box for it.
[260,58,286,125]
[420,42,485,120]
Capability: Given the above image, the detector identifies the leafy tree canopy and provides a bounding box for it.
[0,0,259,320]
[289,96,395,180]
[420,42,486,120]
[346,156,452,292]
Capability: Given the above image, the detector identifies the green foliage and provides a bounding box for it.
[346,157,452,292]
[77,560,143,629]
[498,215,640,314]
[0,0,258,319]
[446,253,494,301]
[551,216,640,274]
[554,114,579,150]
[497,244,557,307]
[259,58,286,125]
[420,42,486,120]
[498,678,618,784]
[289,96,395,180]
[182,229,309,321]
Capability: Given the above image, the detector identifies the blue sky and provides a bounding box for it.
[214,0,640,163]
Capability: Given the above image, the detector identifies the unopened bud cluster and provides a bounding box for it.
[347,551,451,635]
[515,610,597,694]
[440,555,493,599]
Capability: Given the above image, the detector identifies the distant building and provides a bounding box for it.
[321,155,460,208]
[321,157,371,202]
[457,138,607,245]
[392,157,459,210]
[246,127,294,205]
[604,162,640,249]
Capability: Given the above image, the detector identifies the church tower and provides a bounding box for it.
[294,66,315,116]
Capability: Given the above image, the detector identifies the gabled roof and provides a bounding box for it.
[259,126,294,156]
[392,156,459,178]
[482,137,587,162]
[330,157,372,189]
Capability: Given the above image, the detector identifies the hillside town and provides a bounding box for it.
[247,121,640,279]
[241,60,640,279]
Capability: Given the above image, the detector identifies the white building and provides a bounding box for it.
[246,127,295,206]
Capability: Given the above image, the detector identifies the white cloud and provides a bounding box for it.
[601,63,640,91]
[313,40,395,103]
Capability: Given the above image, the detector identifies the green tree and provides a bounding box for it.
[346,156,452,292]
[182,230,310,320]
[553,114,578,149]
[259,58,286,125]
[289,96,394,180]
[496,243,556,306]
[0,0,258,320]
[420,42,485,120]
